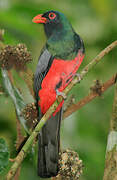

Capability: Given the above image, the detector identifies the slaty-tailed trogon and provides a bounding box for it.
[32,10,85,178]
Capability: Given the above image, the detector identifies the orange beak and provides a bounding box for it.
[32,14,47,24]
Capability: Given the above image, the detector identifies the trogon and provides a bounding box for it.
[32,10,85,178]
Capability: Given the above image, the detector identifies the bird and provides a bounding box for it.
[32,10,85,178]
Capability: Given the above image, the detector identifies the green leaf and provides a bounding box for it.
[0,138,9,174]
[1,69,29,134]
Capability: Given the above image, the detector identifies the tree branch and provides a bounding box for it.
[63,74,117,119]
[80,40,117,78]
[6,40,117,180]
[103,80,117,180]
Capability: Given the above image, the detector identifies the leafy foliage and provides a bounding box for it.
[1,69,29,134]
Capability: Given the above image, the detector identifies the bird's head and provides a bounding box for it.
[32,10,72,38]
[32,10,60,24]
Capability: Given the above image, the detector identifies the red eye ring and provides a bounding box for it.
[49,12,56,20]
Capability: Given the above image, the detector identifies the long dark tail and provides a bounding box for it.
[38,109,62,178]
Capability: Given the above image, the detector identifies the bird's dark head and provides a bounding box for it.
[32,10,72,38]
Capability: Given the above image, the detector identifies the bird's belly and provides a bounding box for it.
[39,52,84,114]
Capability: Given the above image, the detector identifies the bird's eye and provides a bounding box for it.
[49,12,56,20]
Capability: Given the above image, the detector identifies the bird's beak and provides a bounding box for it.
[32,14,47,24]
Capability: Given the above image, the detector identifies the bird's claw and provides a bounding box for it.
[74,73,81,83]
[9,158,16,162]
[56,89,67,99]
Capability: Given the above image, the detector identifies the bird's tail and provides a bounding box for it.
[38,109,62,178]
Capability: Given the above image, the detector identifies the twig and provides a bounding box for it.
[19,69,34,97]
[63,74,117,119]
[80,40,117,78]
[7,70,14,84]
[6,41,117,180]
[16,117,25,150]
[63,94,75,112]
[103,80,117,180]
[14,167,21,180]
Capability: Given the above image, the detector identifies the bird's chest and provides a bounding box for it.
[41,59,76,90]
[41,51,84,91]
[39,52,84,114]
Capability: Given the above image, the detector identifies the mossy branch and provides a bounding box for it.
[103,81,117,180]
[6,40,117,180]
[63,74,117,119]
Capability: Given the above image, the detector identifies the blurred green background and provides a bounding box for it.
[0,0,117,179]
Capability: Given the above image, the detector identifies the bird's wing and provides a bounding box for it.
[34,47,54,99]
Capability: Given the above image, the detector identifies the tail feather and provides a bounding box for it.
[38,108,62,178]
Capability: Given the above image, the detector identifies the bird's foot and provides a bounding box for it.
[9,158,16,162]
[56,89,67,100]
[74,73,81,83]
